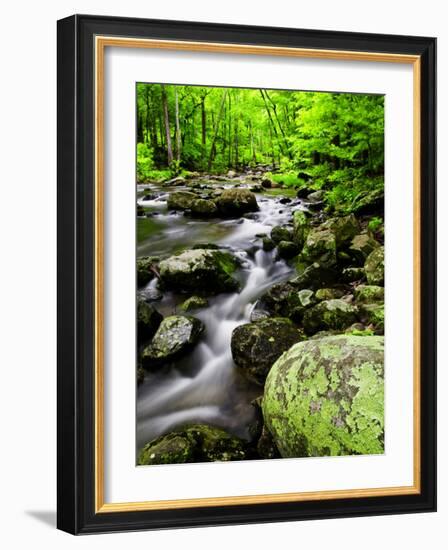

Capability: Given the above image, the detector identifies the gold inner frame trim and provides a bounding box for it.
[94,35,421,513]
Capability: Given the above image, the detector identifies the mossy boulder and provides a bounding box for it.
[260,282,304,319]
[303,299,358,335]
[320,214,360,247]
[167,191,197,210]
[141,315,204,367]
[349,233,380,264]
[138,424,249,465]
[137,299,162,343]
[216,188,258,216]
[137,256,159,287]
[292,210,310,248]
[358,303,385,333]
[159,249,239,294]
[231,318,305,385]
[354,284,384,304]
[291,262,336,290]
[262,237,275,251]
[300,228,337,268]
[277,240,299,260]
[352,188,384,216]
[263,335,384,457]
[315,288,345,301]
[270,225,293,244]
[364,246,385,285]
[180,295,209,311]
[189,198,218,217]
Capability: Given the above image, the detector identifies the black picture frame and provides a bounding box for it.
[57,14,436,534]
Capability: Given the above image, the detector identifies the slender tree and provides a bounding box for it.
[161,85,173,165]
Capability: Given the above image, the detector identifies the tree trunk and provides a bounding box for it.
[207,90,227,171]
[259,89,284,157]
[161,85,173,165]
[265,90,291,159]
[174,87,182,162]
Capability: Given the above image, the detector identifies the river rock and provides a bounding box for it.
[260,282,302,318]
[291,262,336,289]
[167,190,197,210]
[354,284,384,303]
[231,317,305,385]
[159,249,239,293]
[306,189,325,202]
[137,299,163,342]
[262,237,275,251]
[216,188,259,216]
[180,296,209,311]
[137,256,159,287]
[303,299,358,335]
[349,232,380,264]
[358,303,385,333]
[320,214,360,247]
[342,267,366,283]
[188,198,218,217]
[262,335,384,457]
[300,228,337,268]
[364,246,385,285]
[277,240,299,260]
[141,315,204,367]
[352,187,384,216]
[292,210,310,248]
[261,177,273,189]
[271,225,293,244]
[138,424,249,465]
[315,287,345,301]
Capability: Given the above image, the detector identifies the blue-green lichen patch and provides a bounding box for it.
[262,335,384,458]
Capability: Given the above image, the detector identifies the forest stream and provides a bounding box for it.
[136,177,298,451]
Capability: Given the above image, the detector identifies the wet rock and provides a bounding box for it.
[138,286,163,303]
[315,287,345,301]
[306,189,325,202]
[137,256,159,287]
[320,214,360,247]
[261,177,273,189]
[141,315,204,367]
[354,284,384,303]
[231,317,305,385]
[297,289,317,308]
[189,198,218,217]
[159,249,239,294]
[276,240,299,260]
[167,191,197,210]
[300,228,337,268]
[257,425,281,459]
[263,335,384,457]
[137,299,163,343]
[303,299,358,335]
[352,188,384,216]
[270,225,293,244]
[180,296,209,311]
[191,242,220,250]
[262,237,275,252]
[216,188,259,216]
[364,246,385,285]
[341,267,366,283]
[260,281,303,318]
[249,308,271,322]
[296,187,312,199]
[349,233,380,264]
[164,176,187,186]
[138,424,250,465]
[279,197,292,204]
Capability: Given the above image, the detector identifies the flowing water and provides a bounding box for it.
[136,181,304,452]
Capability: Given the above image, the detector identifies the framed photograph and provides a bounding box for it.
[57,14,436,534]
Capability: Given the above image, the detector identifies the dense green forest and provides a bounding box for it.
[136,84,384,212]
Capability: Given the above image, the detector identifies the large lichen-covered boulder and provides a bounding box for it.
[189,198,218,217]
[141,315,204,367]
[303,299,358,335]
[137,299,162,342]
[231,318,305,385]
[138,424,249,465]
[263,335,384,457]
[320,214,360,248]
[349,233,380,264]
[292,210,310,248]
[216,188,258,216]
[137,256,159,287]
[159,249,239,293]
[300,228,337,268]
[364,246,385,285]
[167,190,197,210]
[354,284,384,303]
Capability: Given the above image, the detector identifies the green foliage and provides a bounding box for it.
[136,84,384,212]
[368,216,384,234]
